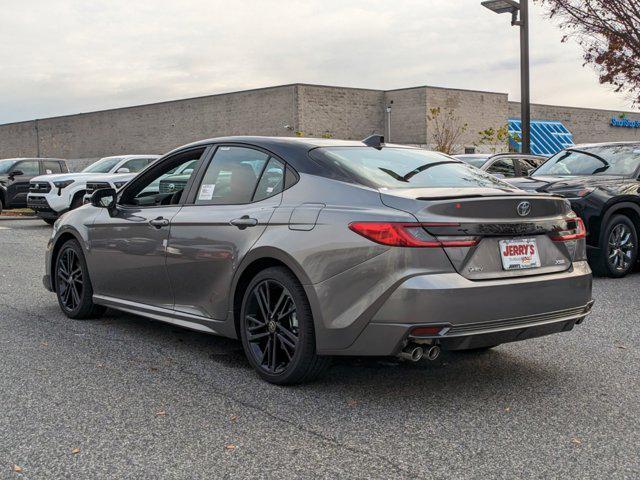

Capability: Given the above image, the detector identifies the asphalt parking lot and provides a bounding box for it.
[0,219,638,479]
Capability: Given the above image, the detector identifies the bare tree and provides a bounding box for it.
[537,0,640,104]
[427,107,468,155]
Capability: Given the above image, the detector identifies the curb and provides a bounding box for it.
[0,216,40,221]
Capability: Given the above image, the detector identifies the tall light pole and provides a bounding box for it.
[481,0,531,154]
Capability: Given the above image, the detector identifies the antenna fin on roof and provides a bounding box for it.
[362,134,385,149]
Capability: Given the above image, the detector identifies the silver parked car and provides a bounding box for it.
[455,153,548,178]
[44,136,593,384]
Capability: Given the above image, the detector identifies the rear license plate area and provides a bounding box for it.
[499,238,541,270]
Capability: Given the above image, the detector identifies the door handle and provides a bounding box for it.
[230,216,258,229]
[149,217,170,228]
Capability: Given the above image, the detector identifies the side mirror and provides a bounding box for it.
[8,170,24,179]
[91,188,117,210]
[116,167,130,173]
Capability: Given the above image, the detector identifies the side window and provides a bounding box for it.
[195,146,268,205]
[121,158,152,173]
[43,161,63,174]
[15,161,40,176]
[487,158,517,177]
[253,158,285,202]
[120,149,205,207]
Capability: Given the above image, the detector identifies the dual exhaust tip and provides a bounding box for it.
[398,344,441,362]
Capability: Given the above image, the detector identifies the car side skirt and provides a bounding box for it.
[93,295,237,339]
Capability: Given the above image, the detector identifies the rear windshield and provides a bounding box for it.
[456,155,489,168]
[310,147,512,189]
[535,145,640,177]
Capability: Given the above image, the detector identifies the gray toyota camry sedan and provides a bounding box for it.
[44,136,593,384]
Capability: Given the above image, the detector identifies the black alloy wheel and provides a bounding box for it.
[57,247,84,312]
[54,240,105,319]
[593,214,638,278]
[239,267,330,384]
[244,279,299,374]
[607,222,635,273]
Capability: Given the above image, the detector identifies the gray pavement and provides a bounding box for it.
[0,219,638,479]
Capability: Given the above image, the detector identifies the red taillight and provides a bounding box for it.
[348,222,478,248]
[550,217,587,242]
[411,326,444,337]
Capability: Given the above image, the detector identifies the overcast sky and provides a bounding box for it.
[0,0,636,124]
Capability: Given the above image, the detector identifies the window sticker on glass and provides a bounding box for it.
[46,169,53,174]
[199,184,215,200]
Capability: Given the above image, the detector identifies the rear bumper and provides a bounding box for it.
[324,261,593,356]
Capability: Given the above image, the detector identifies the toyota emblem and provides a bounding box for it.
[517,201,532,217]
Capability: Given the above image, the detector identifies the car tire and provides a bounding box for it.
[54,239,106,319]
[239,266,330,385]
[592,214,638,278]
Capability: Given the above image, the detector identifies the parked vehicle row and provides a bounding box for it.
[27,155,159,224]
[45,135,594,385]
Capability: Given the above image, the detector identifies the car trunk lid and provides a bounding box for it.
[380,188,580,280]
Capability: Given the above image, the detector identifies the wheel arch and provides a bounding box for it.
[230,247,315,339]
[600,201,640,244]
[50,228,85,290]
[70,189,87,208]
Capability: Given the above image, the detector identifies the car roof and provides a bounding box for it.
[100,154,161,160]
[0,157,66,162]
[570,141,640,150]
[168,136,420,175]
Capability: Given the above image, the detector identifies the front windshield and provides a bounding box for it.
[535,145,640,177]
[82,157,123,174]
[311,147,513,189]
[0,160,16,174]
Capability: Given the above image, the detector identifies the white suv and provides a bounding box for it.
[82,158,199,204]
[28,155,159,224]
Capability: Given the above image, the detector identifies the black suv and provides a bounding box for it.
[509,142,640,277]
[0,158,68,214]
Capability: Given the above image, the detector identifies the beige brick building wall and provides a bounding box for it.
[1,83,640,165]
[509,102,640,145]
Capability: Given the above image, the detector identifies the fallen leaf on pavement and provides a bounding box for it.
[225,444,237,451]
[156,410,166,416]
[13,465,22,473]
[615,344,628,350]
[96,363,104,368]
[504,407,511,413]
[40,341,48,347]
[71,448,80,454]
[571,437,582,445]
[230,415,238,422]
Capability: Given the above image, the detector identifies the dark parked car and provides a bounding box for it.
[44,136,592,384]
[0,158,68,213]
[508,142,640,278]
[455,153,548,178]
